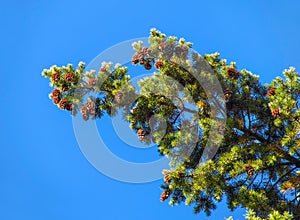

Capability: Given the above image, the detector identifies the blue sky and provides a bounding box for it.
[1,1,300,219]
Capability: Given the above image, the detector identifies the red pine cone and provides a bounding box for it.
[51,72,60,82]
[52,89,61,98]
[144,62,152,70]
[137,128,145,140]
[65,72,75,82]
[61,84,69,92]
[272,108,282,118]
[160,190,171,202]
[155,61,164,70]
[59,99,68,110]
[53,96,61,104]
[227,68,240,80]
[266,87,276,97]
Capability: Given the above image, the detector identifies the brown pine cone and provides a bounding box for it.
[131,53,139,65]
[59,99,68,110]
[52,89,61,98]
[86,101,95,112]
[53,96,61,104]
[66,103,74,111]
[65,72,75,82]
[88,78,97,87]
[82,114,89,121]
[51,72,60,82]
[266,87,276,97]
[224,88,233,101]
[160,190,171,202]
[227,68,240,80]
[61,84,69,92]
[137,128,145,140]
[164,172,171,185]
[155,61,164,70]
[132,47,151,65]
[245,164,254,178]
[272,108,282,118]
[132,107,138,114]
[144,62,152,70]
[115,91,123,103]
[80,106,89,120]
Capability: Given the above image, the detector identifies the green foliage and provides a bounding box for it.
[42,29,300,219]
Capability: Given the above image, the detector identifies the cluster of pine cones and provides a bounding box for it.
[51,89,73,111]
[132,47,153,70]
[50,71,76,111]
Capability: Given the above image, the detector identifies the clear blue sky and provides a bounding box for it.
[1,1,300,219]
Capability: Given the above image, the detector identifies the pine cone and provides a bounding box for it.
[155,61,164,70]
[131,53,139,65]
[82,114,89,121]
[224,88,233,101]
[65,72,75,82]
[266,87,276,97]
[115,91,123,103]
[164,172,171,185]
[160,190,171,202]
[86,101,95,112]
[132,107,138,114]
[61,84,69,92]
[88,78,97,87]
[144,62,152,70]
[52,89,61,98]
[132,47,151,65]
[53,96,61,104]
[51,72,60,82]
[59,99,68,110]
[227,68,240,80]
[81,106,89,120]
[272,108,282,118]
[246,164,254,178]
[66,103,74,111]
[137,128,145,140]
